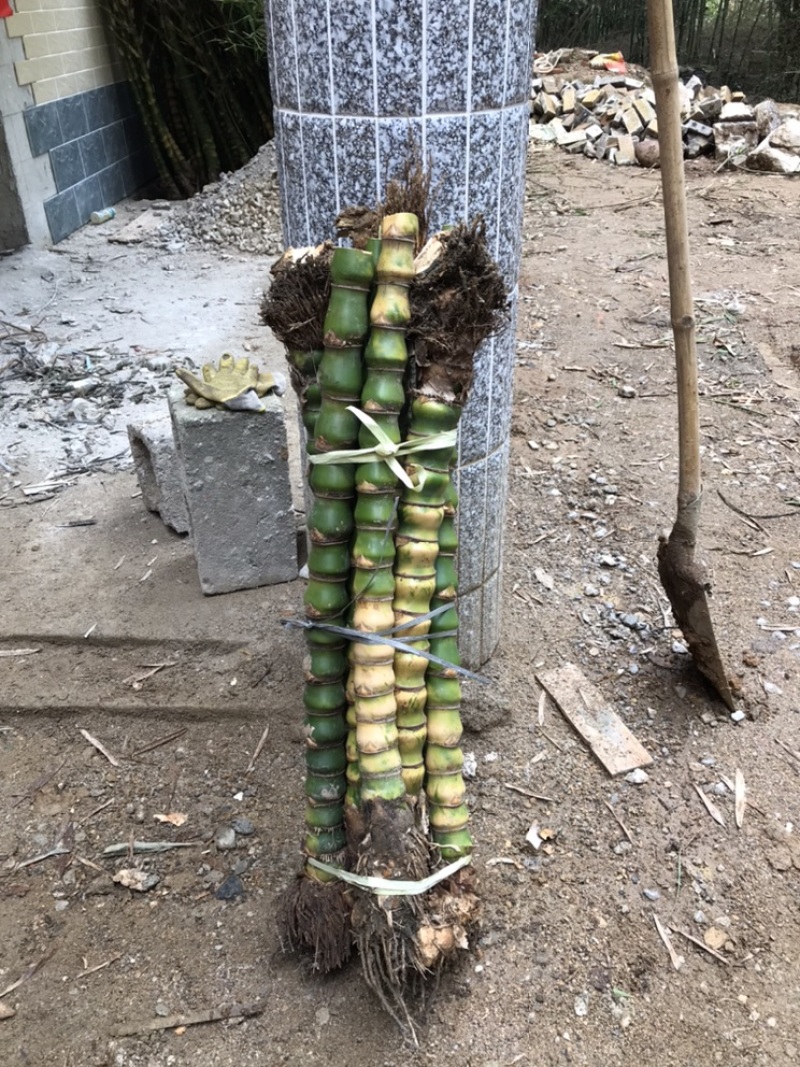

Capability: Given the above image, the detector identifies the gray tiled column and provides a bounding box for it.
[265,0,537,666]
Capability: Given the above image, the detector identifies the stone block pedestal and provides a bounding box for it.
[168,383,297,594]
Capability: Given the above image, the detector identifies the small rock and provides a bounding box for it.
[463,753,478,779]
[215,874,244,901]
[672,641,688,655]
[731,710,747,723]
[643,889,660,902]
[54,899,69,912]
[617,385,637,398]
[315,1007,330,1026]
[155,1001,170,1017]
[704,927,728,950]
[694,910,707,925]
[214,826,236,851]
[231,817,255,836]
[574,991,589,1017]
[625,768,649,785]
[584,583,600,597]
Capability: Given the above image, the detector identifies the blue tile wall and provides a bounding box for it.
[23,81,156,243]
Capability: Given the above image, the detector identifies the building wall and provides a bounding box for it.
[1,0,155,246]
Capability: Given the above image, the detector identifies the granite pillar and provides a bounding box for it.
[264,0,537,666]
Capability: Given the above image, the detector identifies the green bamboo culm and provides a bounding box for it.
[351,214,419,814]
[424,467,472,860]
[392,402,455,797]
[303,247,375,871]
[278,246,374,974]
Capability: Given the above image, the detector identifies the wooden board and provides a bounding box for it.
[537,663,653,776]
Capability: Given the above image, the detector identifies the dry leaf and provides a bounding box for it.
[704,927,728,951]
[694,784,726,827]
[154,812,187,827]
[734,769,746,829]
[534,568,554,591]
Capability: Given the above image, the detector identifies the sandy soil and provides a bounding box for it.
[1,144,800,1067]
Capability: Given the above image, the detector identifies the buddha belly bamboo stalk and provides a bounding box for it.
[424,470,472,860]
[347,213,442,1027]
[392,403,455,798]
[278,246,374,972]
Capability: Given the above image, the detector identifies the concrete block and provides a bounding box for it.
[127,412,190,535]
[168,383,297,594]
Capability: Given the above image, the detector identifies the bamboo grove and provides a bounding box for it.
[262,187,507,1029]
[96,0,272,198]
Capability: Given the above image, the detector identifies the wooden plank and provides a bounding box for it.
[537,663,653,776]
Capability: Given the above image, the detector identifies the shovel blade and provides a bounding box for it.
[657,527,737,711]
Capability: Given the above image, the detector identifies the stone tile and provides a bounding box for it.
[264,0,298,111]
[78,128,109,176]
[458,338,492,465]
[300,115,338,240]
[329,0,376,116]
[73,174,105,224]
[58,92,89,142]
[487,313,516,454]
[456,585,482,669]
[24,100,61,156]
[84,85,116,131]
[454,455,487,596]
[274,109,309,245]
[424,114,468,230]
[375,4,422,116]
[99,161,127,207]
[102,120,128,165]
[482,442,509,576]
[496,104,529,279]
[471,0,510,111]
[505,0,538,104]
[334,117,379,218]
[50,139,85,193]
[294,7,331,113]
[466,109,504,243]
[377,117,423,191]
[426,0,470,114]
[479,568,502,664]
[44,188,80,243]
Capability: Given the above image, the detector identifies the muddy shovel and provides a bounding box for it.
[647,0,737,711]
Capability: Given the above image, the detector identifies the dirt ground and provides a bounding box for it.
[2,142,800,1067]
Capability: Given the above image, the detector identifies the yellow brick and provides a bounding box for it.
[16,52,64,83]
[56,68,94,96]
[4,12,36,37]
[91,63,116,89]
[32,76,60,104]
[51,7,95,31]
[53,27,93,53]
[22,32,53,60]
[14,58,39,85]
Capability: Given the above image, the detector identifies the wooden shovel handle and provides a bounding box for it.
[647,0,701,503]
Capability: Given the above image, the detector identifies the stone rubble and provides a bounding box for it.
[149,141,284,256]
[530,49,800,174]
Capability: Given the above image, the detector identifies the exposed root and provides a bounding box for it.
[351,800,479,1039]
[409,218,508,401]
[335,205,380,249]
[381,147,432,250]
[278,873,353,974]
[260,243,333,355]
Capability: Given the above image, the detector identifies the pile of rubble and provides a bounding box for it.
[152,141,284,256]
[530,50,800,175]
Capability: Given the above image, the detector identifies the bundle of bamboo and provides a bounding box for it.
[263,197,506,1028]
